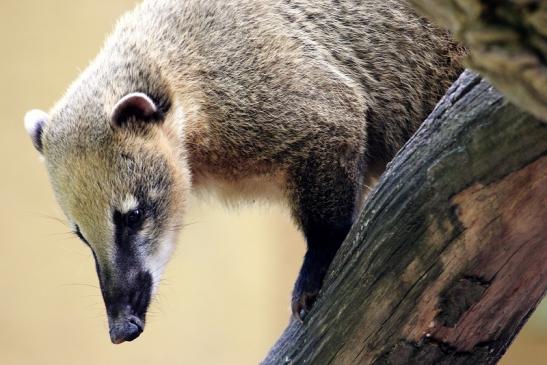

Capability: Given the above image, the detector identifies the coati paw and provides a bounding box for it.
[291,290,319,322]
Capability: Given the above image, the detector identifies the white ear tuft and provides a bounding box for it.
[24,109,49,153]
[111,92,159,128]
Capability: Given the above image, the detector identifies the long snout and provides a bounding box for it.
[101,271,153,344]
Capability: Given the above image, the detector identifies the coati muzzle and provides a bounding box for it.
[102,271,153,344]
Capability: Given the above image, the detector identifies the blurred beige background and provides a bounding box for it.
[0,1,544,364]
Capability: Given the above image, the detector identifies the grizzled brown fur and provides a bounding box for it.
[26,0,464,341]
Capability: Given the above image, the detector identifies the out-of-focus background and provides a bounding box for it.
[0,1,544,364]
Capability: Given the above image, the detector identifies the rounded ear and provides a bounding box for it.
[111,92,160,128]
[24,109,48,153]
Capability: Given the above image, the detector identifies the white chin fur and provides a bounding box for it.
[145,231,176,294]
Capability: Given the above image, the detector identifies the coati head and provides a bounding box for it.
[25,91,190,344]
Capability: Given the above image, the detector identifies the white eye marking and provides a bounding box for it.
[145,230,176,294]
[120,195,139,213]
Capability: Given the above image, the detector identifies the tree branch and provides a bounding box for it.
[263,70,547,365]
[408,0,547,121]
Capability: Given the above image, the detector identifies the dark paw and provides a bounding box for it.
[291,290,319,322]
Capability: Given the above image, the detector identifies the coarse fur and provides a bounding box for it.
[25,0,464,343]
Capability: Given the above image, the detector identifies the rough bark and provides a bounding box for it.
[408,0,547,121]
[263,71,547,364]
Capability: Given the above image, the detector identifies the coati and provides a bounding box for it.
[24,0,464,344]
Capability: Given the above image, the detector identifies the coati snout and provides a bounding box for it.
[104,271,152,344]
[24,0,463,343]
[77,222,153,343]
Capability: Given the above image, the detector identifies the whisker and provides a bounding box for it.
[31,212,69,228]
[159,278,172,286]
[59,283,100,289]
[149,258,172,277]
[81,294,102,298]
[170,220,199,232]
[47,231,77,238]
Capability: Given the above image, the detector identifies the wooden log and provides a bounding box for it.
[263,70,547,365]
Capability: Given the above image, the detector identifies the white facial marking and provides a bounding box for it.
[145,230,176,294]
[120,195,139,213]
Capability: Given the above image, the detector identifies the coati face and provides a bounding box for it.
[24,93,190,344]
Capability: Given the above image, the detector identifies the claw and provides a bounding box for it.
[292,291,318,322]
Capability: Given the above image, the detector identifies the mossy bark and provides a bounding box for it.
[263,70,547,365]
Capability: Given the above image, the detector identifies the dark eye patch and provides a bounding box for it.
[113,207,146,232]
[125,208,145,230]
[112,206,149,254]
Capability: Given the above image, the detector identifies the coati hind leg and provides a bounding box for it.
[289,149,366,321]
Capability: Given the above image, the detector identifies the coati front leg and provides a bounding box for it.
[290,150,366,321]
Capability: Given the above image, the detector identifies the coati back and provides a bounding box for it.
[24,0,464,344]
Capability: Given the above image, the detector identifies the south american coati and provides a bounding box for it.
[24,0,464,344]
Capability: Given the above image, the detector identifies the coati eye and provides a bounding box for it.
[125,209,144,229]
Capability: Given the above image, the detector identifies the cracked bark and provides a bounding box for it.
[263,70,547,364]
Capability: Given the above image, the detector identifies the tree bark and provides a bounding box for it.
[263,70,547,364]
[408,0,547,121]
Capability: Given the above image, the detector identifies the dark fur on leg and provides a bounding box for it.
[290,152,365,321]
[291,220,354,320]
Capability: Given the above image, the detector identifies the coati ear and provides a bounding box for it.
[111,92,162,128]
[24,109,48,153]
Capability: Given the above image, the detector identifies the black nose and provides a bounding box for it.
[109,315,144,344]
